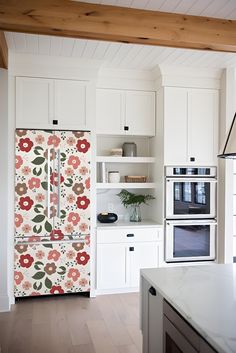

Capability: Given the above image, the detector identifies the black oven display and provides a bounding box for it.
[173,182,210,215]
[173,225,210,258]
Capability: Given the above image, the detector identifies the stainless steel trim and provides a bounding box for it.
[165,220,216,262]
[165,178,217,219]
[57,149,61,218]
[47,149,51,218]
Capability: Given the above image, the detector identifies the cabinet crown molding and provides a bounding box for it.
[153,65,222,90]
[9,52,101,80]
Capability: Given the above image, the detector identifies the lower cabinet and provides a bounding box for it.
[96,226,163,291]
[141,277,217,353]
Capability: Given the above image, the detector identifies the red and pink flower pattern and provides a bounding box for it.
[14,239,90,297]
[15,130,91,297]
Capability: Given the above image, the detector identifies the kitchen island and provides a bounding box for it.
[141,264,236,353]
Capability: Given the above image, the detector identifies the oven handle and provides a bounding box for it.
[166,220,217,225]
[166,177,217,183]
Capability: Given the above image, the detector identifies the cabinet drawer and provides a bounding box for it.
[97,227,162,244]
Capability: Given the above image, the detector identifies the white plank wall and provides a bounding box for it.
[4,0,236,70]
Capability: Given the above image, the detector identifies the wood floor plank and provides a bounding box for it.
[0,293,140,353]
[69,343,96,353]
[96,295,133,346]
[87,319,120,353]
[118,344,140,353]
[125,325,142,353]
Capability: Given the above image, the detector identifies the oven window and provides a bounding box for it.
[173,225,210,258]
[173,182,211,215]
[183,183,191,202]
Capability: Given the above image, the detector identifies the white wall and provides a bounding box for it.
[218,68,236,263]
[0,69,10,311]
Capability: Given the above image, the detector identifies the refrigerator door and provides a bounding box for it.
[14,237,90,297]
[15,129,54,239]
[52,130,91,238]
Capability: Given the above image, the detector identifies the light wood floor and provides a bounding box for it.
[0,293,142,353]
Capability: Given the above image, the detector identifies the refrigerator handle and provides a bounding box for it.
[47,149,51,219]
[57,149,61,218]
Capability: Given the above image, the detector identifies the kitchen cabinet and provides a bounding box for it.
[164,87,218,166]
[96,88,155,136]
[96,227,163,291]
[16,77,90,130]
[141,268,222,353]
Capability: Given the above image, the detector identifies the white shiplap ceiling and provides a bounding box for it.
[5,0,236,70]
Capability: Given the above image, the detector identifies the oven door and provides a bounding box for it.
[165,220,216,262]
[166,178,216,219]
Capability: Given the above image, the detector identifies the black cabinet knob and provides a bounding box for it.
[149,286,156,296]
[53,120,58,125]
[190,157,195,162]
[124,126,129,131]
[127,233,134,237]
[129,247,134,251]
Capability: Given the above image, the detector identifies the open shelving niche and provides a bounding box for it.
[96,135,157,222]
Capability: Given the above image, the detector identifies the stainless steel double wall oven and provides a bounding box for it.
[165,167,217,262]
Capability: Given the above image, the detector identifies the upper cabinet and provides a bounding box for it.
[96,88,155,136]
[16,77,90,130]
[164,87,219,166]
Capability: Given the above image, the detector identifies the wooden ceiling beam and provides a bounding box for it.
[0,0,236,53]
[0,31,8,69]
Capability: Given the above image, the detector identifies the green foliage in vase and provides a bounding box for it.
[117,189,155,207]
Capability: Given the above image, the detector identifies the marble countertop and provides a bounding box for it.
[96,219,163,229]
[141,264,236,353]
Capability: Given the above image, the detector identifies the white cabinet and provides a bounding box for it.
[16,77,53,128]
[97,243,127,289]
[164,87,218,166]
[16,77,90,130]
[125,91,155,136]
[96,88,155,136]
[96,226,163,292]
[96,89,124,135]
[54,79,87,129]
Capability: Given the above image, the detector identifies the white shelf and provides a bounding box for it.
[96,156,155,163]
[96,182,156,189]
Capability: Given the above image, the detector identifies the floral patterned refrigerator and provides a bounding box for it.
[14,129,91,297]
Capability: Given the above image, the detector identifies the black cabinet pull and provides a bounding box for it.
[127,233,134,237]
[53,119,58,125]
[129,247,134,251]
[124,126,129,131]
[149,286,156,296]
[190,157,195,162]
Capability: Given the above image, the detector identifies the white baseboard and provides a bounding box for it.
[0,295,10,312]
[95,287,139,295]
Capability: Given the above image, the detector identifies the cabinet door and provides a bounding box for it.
[188,89,218,165]
[129,242,159,287]
[164,87,188,165]
[16,77,53,129]
[54,79,88,129]
[97,243,127,289]
[96,89,124,134]
[125,91,155,136]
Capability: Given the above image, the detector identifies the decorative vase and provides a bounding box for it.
[130,204,141,222]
